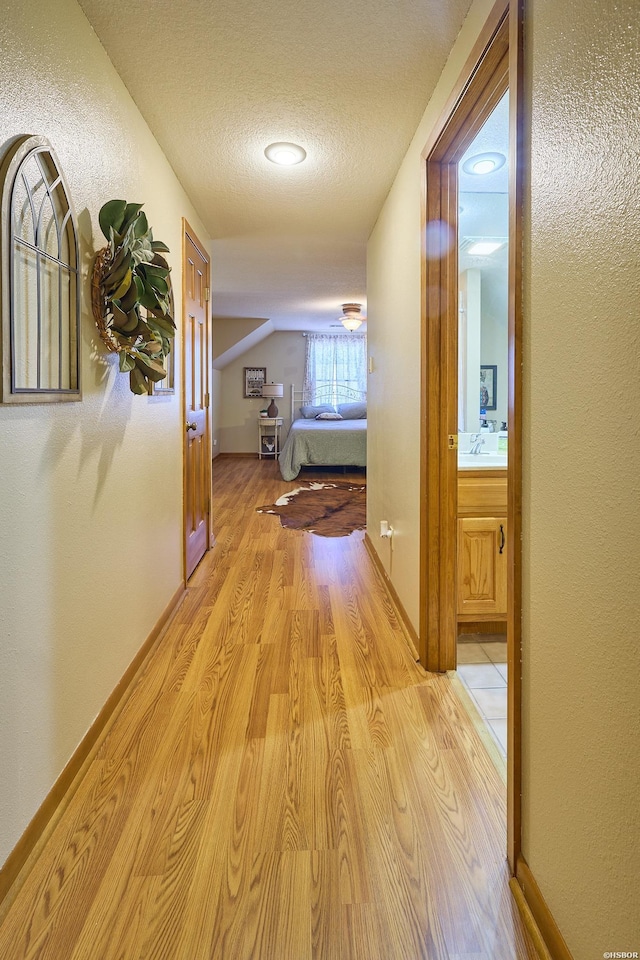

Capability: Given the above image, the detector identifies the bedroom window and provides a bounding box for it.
[0,135,81,403]
[303,333,367,406]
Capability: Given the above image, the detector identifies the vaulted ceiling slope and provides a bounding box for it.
[78,0,473,331]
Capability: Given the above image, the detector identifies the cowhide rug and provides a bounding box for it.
[257,481,366,537]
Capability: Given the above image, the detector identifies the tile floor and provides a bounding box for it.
[456,635,507,758]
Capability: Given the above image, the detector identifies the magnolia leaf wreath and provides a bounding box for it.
[91,200,175,395]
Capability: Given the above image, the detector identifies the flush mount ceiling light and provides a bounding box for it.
[340,303,365,332]
[462,151,506,176]
[264,142,307,165]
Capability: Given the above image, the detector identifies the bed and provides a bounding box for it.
[278,385,367,481]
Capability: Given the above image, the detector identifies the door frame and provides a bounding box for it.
[181,218,212,583]
[419,0,524,870]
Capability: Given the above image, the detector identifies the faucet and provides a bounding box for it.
[468,433,485,455]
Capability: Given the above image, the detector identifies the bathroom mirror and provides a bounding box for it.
[457,91,509,466]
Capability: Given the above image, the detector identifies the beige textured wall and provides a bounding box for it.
[0,0,209,864]
[367,0,498,629]
[368,0,640,956]
[522,0,640,954]
[218,332,306,453]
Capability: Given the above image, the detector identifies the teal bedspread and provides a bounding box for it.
[278,419,367,481]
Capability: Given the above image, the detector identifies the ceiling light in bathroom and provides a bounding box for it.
[462,152,506,175]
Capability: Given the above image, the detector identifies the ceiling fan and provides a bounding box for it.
[329,303,366,332]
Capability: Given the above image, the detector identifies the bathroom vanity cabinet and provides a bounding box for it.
[457,471,508,621]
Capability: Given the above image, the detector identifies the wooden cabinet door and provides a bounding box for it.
[457,517,507,618]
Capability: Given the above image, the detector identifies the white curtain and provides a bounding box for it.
[303,334,367,405]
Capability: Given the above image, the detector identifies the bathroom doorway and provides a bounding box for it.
[419,0,523,869]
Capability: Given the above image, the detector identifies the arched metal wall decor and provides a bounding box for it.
[0,135,81,403]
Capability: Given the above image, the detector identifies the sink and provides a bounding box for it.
[458,452,507,469]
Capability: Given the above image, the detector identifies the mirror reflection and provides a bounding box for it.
[458,91,509,469]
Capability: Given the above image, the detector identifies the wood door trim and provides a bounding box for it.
[419,0,524,873]
[182,219,211,584]
[420,14,509,674]
[507,0,525,874]
[421,0,509,161]
[183,218,209,263]
[420,155,458,671]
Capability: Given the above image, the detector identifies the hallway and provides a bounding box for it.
[0,458,535,959]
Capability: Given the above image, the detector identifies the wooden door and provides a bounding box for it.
[457,517,507,618]
[183,224,211,579]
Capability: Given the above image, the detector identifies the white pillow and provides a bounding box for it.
[315,412,343,420]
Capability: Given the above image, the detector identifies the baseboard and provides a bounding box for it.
[364,533,420,659]
[0,583,187,920]
[512,856,574,960]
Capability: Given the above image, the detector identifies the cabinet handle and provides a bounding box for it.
[499,524,505,554]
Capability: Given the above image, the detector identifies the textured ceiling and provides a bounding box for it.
[78,0,473,331]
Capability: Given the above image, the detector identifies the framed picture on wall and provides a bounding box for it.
[480,364,497,410]
[244,366,266,398]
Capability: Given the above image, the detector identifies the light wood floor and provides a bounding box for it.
[0,458,536,960]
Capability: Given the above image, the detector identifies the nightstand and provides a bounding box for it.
[258,417,283,459]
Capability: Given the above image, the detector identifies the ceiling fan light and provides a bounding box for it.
[339,302,364,332]
[341,316,363,332]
